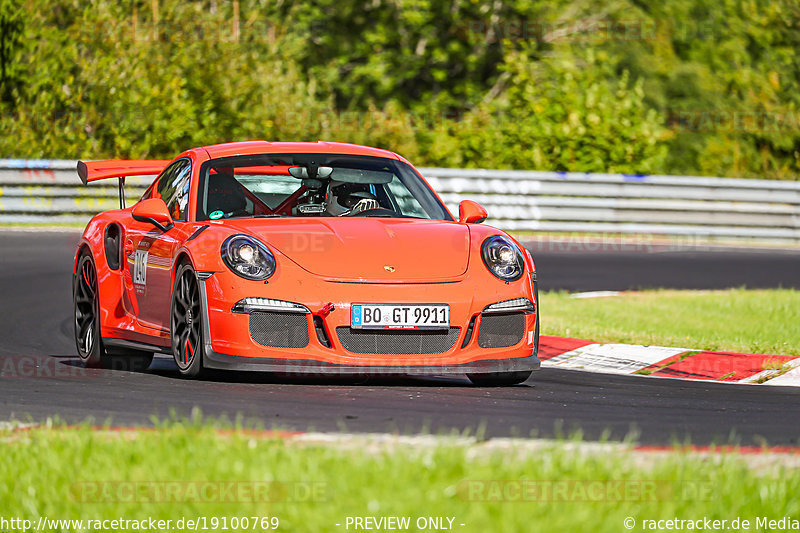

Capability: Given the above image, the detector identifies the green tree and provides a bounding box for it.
[0,0,25,106]
[1,0,799,180]
[421,47,667,173]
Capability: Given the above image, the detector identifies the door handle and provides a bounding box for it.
[124,239,135,257]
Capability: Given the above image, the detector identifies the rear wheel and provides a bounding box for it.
[467,370,532,386]
[171,263,205,378]
[74,254,107,367]
[73,254,152,371]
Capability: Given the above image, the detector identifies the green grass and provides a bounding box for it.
[1,424,799,532]
[540,289,800,356]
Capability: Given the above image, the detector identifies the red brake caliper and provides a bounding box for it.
[82,262,91,288]
[185,338,193,364]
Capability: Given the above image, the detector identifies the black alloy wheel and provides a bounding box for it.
[171,263,205,378]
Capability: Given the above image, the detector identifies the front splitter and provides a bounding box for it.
[203,351,540,375]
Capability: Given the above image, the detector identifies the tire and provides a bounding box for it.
[74,254,108,368]
[74,253,153,371]
[171,263,205,378]
[467,370,532,386]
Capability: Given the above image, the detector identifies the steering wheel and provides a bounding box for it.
[346,207,403,217]
[335,191,378,216]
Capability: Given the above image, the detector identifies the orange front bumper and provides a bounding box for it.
[198,263,539,374]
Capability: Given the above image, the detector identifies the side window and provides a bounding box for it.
[154,162,179,202]
[385,176,429,218]
[156,159,192,221]
[139,181,156,202]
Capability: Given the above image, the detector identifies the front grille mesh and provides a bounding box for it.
[250,311,309,348]
[336,327,460,355]
[477,313,525,348]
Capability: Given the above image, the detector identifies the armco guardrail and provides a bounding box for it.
[1,160,799,241]
[0,159,150,224]
[425,168,800,241]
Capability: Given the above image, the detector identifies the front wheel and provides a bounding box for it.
[171,263,205,378]
[467,370,532,387]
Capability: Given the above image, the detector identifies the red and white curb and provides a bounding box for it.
[539,336,800,387]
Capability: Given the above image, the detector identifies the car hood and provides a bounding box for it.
[224,218,470,281]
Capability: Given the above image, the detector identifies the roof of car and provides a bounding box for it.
[201,141,402,161]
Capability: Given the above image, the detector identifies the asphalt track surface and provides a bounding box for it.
[1,230,799,446]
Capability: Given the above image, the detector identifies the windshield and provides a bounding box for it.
[196,154,452,221]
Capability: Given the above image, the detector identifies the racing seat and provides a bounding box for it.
[206,172,249,218]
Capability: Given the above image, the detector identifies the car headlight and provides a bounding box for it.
[481,235,524,281]
[221,234,276,281]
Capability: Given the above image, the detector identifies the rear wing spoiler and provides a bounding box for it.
[77,159,170,209]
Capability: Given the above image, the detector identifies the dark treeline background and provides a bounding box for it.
[1,0,799,179]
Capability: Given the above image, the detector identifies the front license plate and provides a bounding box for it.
[351,304,450,330]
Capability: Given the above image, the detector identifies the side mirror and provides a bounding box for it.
[458,200,488,224]
[132,198,174,232]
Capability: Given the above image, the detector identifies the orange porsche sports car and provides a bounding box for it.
[73,141,539,385]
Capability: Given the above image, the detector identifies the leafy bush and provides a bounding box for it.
[419,48,667,172]
[0,0,797,179]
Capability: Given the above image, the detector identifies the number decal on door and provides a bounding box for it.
[133,250,149,286]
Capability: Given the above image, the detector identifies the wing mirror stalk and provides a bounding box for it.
[131,198,175,232]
